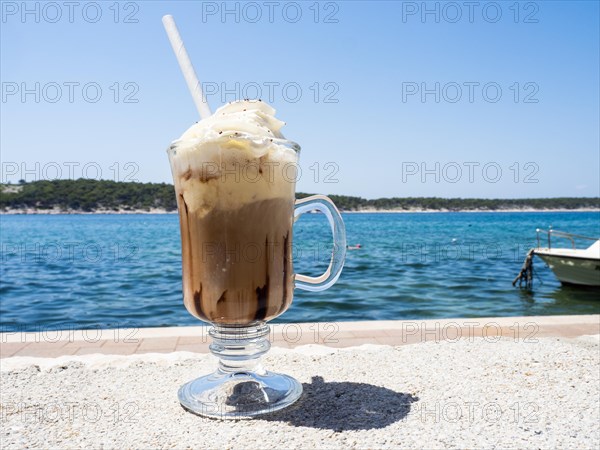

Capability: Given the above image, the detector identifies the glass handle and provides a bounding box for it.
[294,195,346,292]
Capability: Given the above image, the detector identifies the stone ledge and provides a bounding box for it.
[1,315,598,358]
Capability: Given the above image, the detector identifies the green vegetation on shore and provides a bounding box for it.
[316,194,600,211]
[1,179,599,212]
[0,180,176,212]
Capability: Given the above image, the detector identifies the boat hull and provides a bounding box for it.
[536,253,600,287]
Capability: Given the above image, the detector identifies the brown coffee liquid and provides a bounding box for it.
[176,195,295,324]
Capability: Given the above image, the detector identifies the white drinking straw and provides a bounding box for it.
[162,15,212,120]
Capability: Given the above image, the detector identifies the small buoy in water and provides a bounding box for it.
[347,243,362,250]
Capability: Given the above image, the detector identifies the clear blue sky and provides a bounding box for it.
[1,1,598,199]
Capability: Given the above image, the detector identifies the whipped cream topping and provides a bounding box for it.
[168,100,298,214]
[179,100,287,142]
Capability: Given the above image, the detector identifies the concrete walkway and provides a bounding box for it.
[2,315,598,358]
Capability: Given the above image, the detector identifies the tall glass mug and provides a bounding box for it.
[167,134,346,418]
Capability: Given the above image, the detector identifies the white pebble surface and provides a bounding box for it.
[1,335,599,449]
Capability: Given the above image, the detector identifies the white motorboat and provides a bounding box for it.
[532,229,600,287]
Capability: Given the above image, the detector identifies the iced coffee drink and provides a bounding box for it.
[162,14,346,418]
[168,100,298,325]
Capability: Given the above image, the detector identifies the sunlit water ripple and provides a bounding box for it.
[1,212,599,331]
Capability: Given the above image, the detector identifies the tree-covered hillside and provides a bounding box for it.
[0,179,177,212]
[1,179,599,212]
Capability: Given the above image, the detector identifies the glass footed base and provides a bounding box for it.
[178,369,302,419]
[178,322,302,419]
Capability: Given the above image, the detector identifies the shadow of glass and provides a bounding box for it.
[265,375,418,431]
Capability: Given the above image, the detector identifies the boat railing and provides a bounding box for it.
[535,228,598,250]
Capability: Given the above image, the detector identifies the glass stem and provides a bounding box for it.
[209,322,271,375]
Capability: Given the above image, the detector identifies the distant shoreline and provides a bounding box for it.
[2,207,599,215]
[3,180,598,213]
[343,208,600,214]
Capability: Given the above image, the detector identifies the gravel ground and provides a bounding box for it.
[1,335,599,449]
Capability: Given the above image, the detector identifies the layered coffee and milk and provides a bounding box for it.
[168,100,298,324]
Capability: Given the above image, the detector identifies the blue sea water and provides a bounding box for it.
[1,212,599,331]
